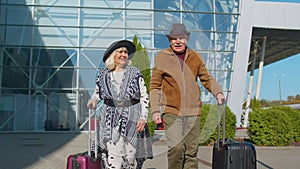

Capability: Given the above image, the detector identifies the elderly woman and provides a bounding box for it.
[87,40,152,169]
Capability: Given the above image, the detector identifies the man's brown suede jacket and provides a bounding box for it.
[150,47,223,116]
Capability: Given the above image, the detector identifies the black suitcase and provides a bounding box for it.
[212,105,257,169]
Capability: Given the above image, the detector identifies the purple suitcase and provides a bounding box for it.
[66,109,102,169]
[66,152,101,169]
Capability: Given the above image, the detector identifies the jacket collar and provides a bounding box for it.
[162,47,191,61]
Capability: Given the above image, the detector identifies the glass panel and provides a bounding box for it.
[80,49,103,69]
[216,0,239,13]
[256,0,299,4]
[77,49,103,89]
[13,94,28,131]
[2,67,29,88]
[5,26,33,45]
[78,90,92,130]
[154,32,170,49]
[183,13,214,31]
[183,0,213,12]
[81,8,135,28]
[208,70,232,91]
[82,0,153,9]
[46,92,77,131]
[82,28,125,47]
[197,51,212,64]
[214,32,237,51]
[188,31,214,51]
[126,30,152,48]
[154,12,181,28]
[37,0,80,7]
[0,96,15,131]
[82,8,117,27]
[88,0,123,8]
[28,95,47,131]
[2,48,30,88]
[78,68,98,89]
[126,10,152,29]
[30,68,75,88]
[5,26,80,47]
[35,7,78,27]
[216,14,236,31]
[33,27,77,47]
[3,48,30,67]
[219,52,234,70]
[6,5,33,25]
[32,48,77,68]
[126,0,152,9]
[82,0,109,8]
[3,92,80,131]
[154,0,180,10]
[4,0,29,5]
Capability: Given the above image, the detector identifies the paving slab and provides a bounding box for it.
[0,132,299,169]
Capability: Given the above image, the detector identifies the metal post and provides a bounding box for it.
[274,74,285,104]
[123,0,126,38]
[75,0,84,130]
[256,36,267,99]
[242,41,258,127]
[279,79,282,103]
[0,1,5,96]
[180,0,183,23]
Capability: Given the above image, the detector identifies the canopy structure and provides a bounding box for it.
[248,27,300,71]
[241,27,300,127]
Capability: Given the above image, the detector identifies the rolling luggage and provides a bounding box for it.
[212,105,257,169]
[66,109,102,169]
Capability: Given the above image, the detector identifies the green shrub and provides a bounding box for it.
[248,106,300,146]
[275,106,300,142]
[147,111,156,136]
[199,104,236,145]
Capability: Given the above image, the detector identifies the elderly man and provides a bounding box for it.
[150,23,225,169]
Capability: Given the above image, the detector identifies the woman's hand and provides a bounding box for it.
[136,118,146,132]
[87,99,97,109]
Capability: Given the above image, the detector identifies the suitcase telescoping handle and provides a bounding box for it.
[216,104,226,149]
[88,100,103,158]
[88,108,98,158]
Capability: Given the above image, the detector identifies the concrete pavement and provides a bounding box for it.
[0,132,299,169]
[143,139,300,169]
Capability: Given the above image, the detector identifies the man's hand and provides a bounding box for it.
[152,111,162,124]
[87,99,97,109]
[216,93,226,105]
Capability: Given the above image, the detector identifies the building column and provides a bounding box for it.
[255,36,267,99]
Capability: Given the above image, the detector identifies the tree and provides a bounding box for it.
[131,35,151,93]
[295,94,300,100]
[130,35,156,135]
[287,95,294,101]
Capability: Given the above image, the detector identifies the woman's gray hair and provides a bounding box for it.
[105,47,132,70]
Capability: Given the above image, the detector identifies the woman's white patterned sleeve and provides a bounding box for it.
[139,77,149,121]
[91,85,100,102]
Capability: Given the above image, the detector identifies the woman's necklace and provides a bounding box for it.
[111,71,124,99]
[111,71,124,85]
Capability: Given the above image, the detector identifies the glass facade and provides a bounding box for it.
[0,0,240,131]
[256,0,299,3]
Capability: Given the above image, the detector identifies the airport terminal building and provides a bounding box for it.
[0,0,299,131]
